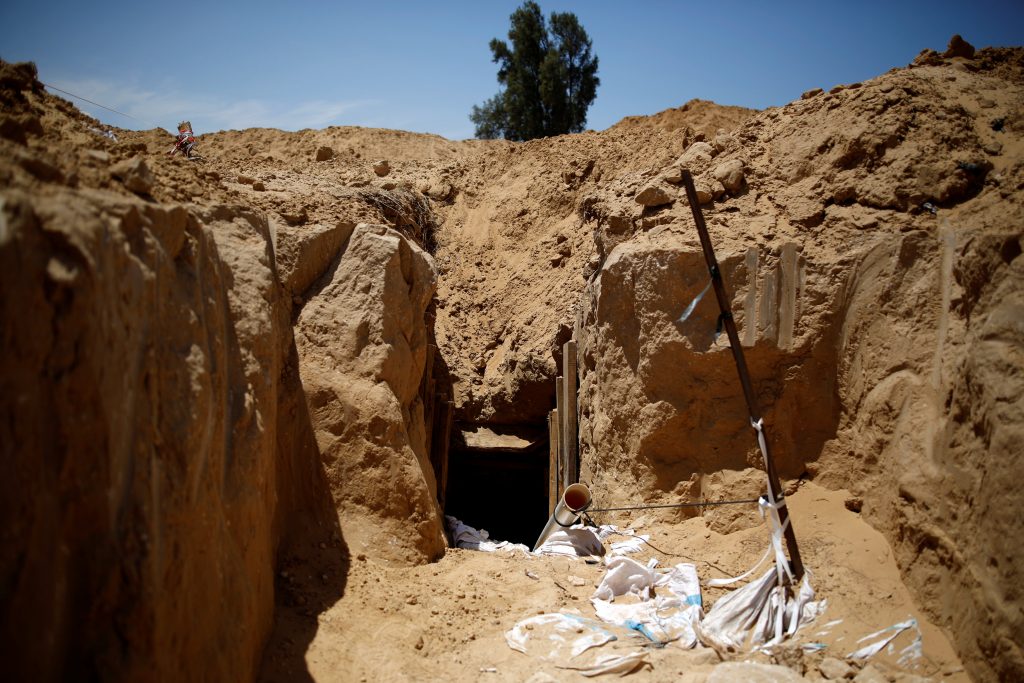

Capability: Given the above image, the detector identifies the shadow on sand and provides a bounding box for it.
[257,344,349,683]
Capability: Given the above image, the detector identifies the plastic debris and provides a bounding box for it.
[677,279,712,323]
[446,516,530,555]
[846,618,920,661]
[593,556,658,602]
[700,568,824,652]
[556,651,650,677]
[597,526,650,556]
[88,126,118,141]
[698,496,825,651]
[535,527,605,558]
[591,558,703,648]
[505,613,617,660]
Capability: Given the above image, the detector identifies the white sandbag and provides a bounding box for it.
[591,560,703,648]
[534,527,605,558]
[699,568,823,651]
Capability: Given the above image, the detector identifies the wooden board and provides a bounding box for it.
[548,410,559,515]
[555,376,565,494]
[562,340,579,484]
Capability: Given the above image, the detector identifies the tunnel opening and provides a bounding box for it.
[444,423,550,547]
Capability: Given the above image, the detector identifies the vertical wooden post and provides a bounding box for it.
[430,397,453,510]
[547,410,560,515]
[555,376,565,494]
[423,344,436,454]
[562,340,579,484]
[437,401,453,510]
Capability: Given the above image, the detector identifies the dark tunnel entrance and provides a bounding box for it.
[444,424,550,547]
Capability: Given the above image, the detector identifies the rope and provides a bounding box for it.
[586,498,760,513]
[40,82,146,122]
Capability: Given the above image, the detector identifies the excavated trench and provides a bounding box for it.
[5,48,1023,682]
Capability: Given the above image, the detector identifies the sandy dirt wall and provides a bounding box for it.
[0,191,287,681]
[292,222,447,565]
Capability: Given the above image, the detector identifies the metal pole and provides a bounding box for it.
[680,170,804,581]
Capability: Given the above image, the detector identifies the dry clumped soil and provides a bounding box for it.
[0,35,1022,683]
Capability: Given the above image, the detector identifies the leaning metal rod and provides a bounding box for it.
[679,169,804,581]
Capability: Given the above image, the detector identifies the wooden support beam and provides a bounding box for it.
[428,393,452,510]
[423,344,437,465]
[562,340,579,484]
[555,376,565,494]
[548,410,560,516]
[435,400,453,510]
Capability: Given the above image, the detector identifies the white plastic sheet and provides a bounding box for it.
[591,525,649,556]
[700,568,823,651]
[534,527,605,558]
[556,651,650,677]
[505,613,617,659]
[698,494,825,652]
[590,557,704,648]
[846,618,920,661]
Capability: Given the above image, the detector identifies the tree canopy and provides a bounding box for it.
[470,2,599,141]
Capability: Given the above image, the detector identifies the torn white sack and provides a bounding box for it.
[592,556,659,601]
[596,526,650,556]
[505,613,617,660]
[699,568,824,652]
[534,526,605,558]
[846,618,920,661]
[556,651,650,677]
[591,558,703,648]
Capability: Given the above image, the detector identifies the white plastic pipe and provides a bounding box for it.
[533,483,593,551]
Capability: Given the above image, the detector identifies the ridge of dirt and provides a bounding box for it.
[609,97,756,136]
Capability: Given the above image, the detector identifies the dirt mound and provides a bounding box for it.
[2,33,1023,683]
[609,98,756,137]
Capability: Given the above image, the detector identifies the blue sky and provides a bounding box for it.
[2,1,1022,139]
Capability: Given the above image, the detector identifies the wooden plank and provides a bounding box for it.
[563,340,579,484]
[423,344,437,464]
[548,410,560,515]
[435,400,454,510]
[555,376,565,495]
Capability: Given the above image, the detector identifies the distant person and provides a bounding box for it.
[170,120,197,158]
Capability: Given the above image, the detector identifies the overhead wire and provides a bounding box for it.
[39,81,166,131]
[586,498,761,513]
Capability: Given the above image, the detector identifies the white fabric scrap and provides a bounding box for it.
[557,651,650,677]
[590,557,704,648]
[700,568,824,652]
[846,618,918,660]
[609,536,647,555]
[505,613,616,660]
[592,556,659,602]
[698,491,825,652]
[592,525,649,556]
[534,527,605,558]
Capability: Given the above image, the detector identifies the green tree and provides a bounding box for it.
[470,2,599,140]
